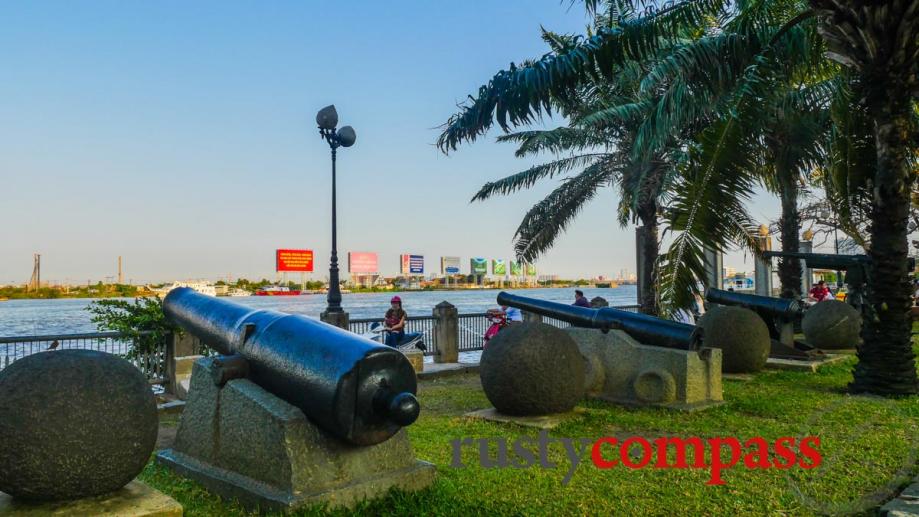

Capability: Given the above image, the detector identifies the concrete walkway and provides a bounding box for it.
[418,362,479,380]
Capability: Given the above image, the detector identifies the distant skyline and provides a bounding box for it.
[2,1,820,285]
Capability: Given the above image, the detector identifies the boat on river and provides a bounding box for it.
[153,281,217,298]
[254,286,301,296]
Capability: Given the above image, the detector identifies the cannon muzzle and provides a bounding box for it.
[163,287,419,446]
[496,291,701,351]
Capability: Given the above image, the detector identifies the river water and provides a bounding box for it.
[0,286,637,337]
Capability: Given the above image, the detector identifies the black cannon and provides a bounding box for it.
[496,291,701,351]
[163,287,419,446]
[762,251,872,308]
[705,288,811,359]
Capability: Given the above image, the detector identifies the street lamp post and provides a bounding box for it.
[316,105,356,328]
[821,207,843,289]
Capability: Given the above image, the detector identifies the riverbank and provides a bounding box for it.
[0,286,637,337]
[0,285,152,300]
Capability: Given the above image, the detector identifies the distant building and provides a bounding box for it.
[723,266,737,278]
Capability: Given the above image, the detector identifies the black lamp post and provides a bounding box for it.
[821,207,843,289]
[317,105,356,314]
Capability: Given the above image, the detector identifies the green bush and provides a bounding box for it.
[86,297,178,362]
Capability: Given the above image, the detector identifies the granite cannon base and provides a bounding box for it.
[565,328,723,411]
[464,407,585,430]
[156,358,435,512]
[157,449,434,512]
[0,481,182,517]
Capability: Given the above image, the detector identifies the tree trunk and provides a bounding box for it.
[636,208,659,316]
[776,169,802,299]
[850,97,919,395]
[635,163,664,316]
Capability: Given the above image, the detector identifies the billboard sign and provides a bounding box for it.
[276,249,314,272]
[470,258,488,275]
[526,263,538,276]
[441,256,461,275]
[400,254,424,275]
[492,259,506,275]
[348,252,379,274]
[510,261,523,276]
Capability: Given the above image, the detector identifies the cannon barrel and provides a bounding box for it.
[761,251,870,271]
[496,291,701,351]
[162,287,419,446]
[705,289,802,320]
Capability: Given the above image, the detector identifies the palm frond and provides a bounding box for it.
[437,0,730,152]
[471,153,609,202]
[513,160,619,262]
[496,127,610,158]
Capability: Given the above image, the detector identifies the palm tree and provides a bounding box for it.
[437,0,918,394]
[810,0,919,394]
[453,22,759,316]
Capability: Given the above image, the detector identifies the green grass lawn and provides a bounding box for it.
[140,344,919,516]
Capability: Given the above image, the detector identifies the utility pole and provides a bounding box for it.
[118,256,124,284]
[28,254,41,291]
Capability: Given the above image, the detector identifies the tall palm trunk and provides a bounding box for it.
[851,96,919,395]
[636,205,659,316]
[636,163,664,316]
[776,167,802,299]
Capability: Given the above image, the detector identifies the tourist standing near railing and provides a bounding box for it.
[383,296,407,347]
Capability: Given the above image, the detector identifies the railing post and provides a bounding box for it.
[433,301,458,363]
[523,311,543,324]
[165,331,196,396]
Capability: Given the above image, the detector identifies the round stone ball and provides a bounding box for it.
[0,350,158,501]
[480,322,585,415]
[802,300,862,350]
[697,306,771,373]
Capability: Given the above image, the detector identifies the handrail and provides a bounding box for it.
[0,330,155,344]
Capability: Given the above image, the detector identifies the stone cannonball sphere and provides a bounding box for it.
[697,306,771,373]
[480,322,585,415]
[802,300,862,350]
[0,350,158,501]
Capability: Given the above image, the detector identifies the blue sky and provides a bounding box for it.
[0,1,788,284]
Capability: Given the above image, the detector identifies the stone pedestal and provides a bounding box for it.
[754,234,773,296]
[320,310,350,330]
[157,358,434,512]
[799,240,813,295]
[0,481,182,517]
[565,328,723,411]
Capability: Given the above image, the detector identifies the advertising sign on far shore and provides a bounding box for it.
[470,258,488,275]
[276,249,314,272]
[400,254,424,275]
[526,263,538,276]
[441,256,461,275]
[348,252,379,274]
[492,259,507,275]
[510,261,523,276]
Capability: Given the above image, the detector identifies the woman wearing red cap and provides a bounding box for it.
[384,296,407,347]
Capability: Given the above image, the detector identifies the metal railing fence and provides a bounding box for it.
[349,315,438,356]
[0,331,168,385]
[0,304,644,377]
